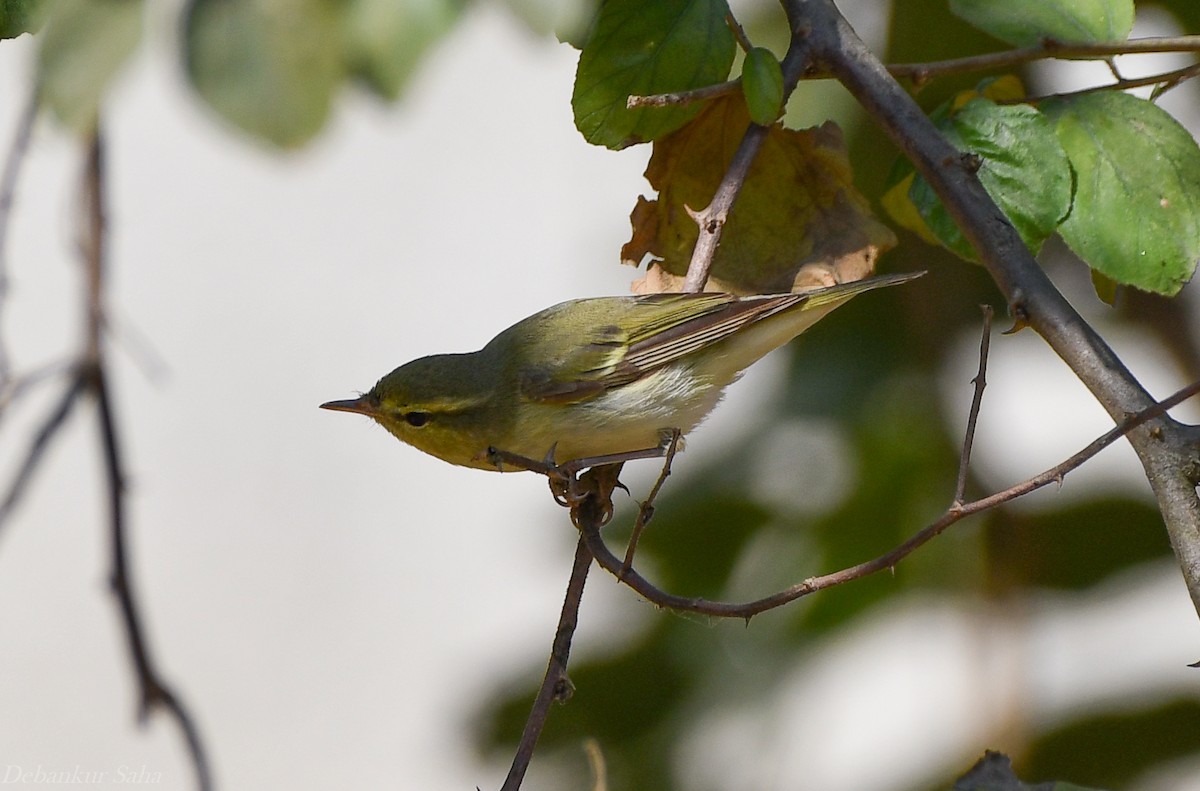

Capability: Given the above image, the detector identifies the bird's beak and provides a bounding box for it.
[320,395,377,416]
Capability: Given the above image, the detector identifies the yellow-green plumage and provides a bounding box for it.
[321,273,920,470]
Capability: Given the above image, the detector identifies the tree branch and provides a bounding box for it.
[789,0,1200,620]
[1018,62,1200,104]
[499,532,593,791]
[627,35,1200,110]
[585,377,1200,619]
[0,374,85,536]
[954,306,992,506]
[80,128,212,791]
[627,80,739,109]
[679,7,816,293]
[0,85,39,389]
[890,35,1200,85]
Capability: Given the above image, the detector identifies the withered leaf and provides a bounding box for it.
[624,95,896,294]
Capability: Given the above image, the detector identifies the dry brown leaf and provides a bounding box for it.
[623,94,896,294]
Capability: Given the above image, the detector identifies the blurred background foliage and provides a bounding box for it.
[477,2,1200,789]
[3,0,1198,789]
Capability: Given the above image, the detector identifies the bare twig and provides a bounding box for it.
[680,124,771,293]
[0,374,85,536]
[621,430,680,573]
[725,10,754,54]
[627,80,740,109]
[0,358,74,420]
[80,129,212,791]
[954,306,993,506]
[0,85,39,385]
[678,4,817,293]
[93,363,212,788]
[500,533,593,791]
[1017,62,1200,104]
[791,0,1200,617]
[889,35,1200,85]
[584,377,1200,619]
[629,34,1200,110]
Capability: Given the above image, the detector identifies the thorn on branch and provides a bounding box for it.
[1004,296,1031,334]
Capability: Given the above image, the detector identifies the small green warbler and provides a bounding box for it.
[321,272,920,471]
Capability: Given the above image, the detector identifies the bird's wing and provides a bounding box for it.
[518,292,801,404]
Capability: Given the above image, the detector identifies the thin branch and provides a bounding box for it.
[679,123,770,293]
[0,358,73,420]
[725,10,754,54]
[80,129,212,791]
[791,0,1200,617]
[500,533,593,791]
[628,34,1200,110]
[1017,62,1200,104]
[622,429,680,573]
[94,364,212,788]
[954,306,993,506]
[0,84,39,385]
[889,35,1200,85]
[627,80,740,109]
[0,373,85,536]
[584,377,1200,619]
[679,8,815,293]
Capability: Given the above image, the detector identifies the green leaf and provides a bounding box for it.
[572,0,735,149]
[902,98,1072,261]
[503,0,597,48]
[1043,92,1200,296]
[1090,268,1118,304]
[184,0,345,149]
[950,0,1133,47]
[741,46,784,126]
[37,0,143,132]
[343,0,463,100]
[0,0,46,38]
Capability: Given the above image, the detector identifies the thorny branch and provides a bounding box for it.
[626,34,1200,109]
[789,0,1200,617]
[0,124,213,788]
[888,35,1200,85]
[585,376,1200,620]
[507,9,1200,787]
[679,5,815,293]
[498,507,598,791]
[0,85,40,404]
[954,306,992,506]
[83,128,211,791]
[1015,62,1200,105]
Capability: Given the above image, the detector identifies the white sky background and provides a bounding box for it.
[1,3,1199,791]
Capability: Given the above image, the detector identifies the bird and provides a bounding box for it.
[321,271,921,473]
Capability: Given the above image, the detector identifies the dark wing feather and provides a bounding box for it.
[518,292,803,404]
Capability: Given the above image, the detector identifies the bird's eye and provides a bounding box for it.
[403,411,431,427]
